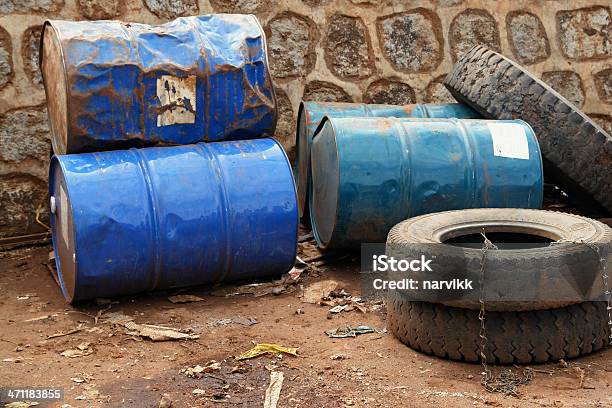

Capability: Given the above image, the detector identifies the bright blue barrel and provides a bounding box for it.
[49,139,297,302]
[309,117,543,248]
[40,15,276,155]
[296,102,480,222]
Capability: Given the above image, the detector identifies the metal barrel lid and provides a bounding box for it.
[40,23,69,155]
[308,116,340,248]
[49,161,76,301]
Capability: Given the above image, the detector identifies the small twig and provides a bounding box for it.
[47,327,83,339]
[205,373,228,384]
[35,203,51,231]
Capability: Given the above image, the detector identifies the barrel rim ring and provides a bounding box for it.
[40,21,70,155]
[309,116,340,249]
[49,156,78,303]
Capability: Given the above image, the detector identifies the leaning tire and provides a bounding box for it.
[386,209,612,311]
[444,46,612,212]
[387,296,610,364]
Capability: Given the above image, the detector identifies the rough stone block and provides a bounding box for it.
[507,11,550,65]
[541,70,585,108]
[0,0,64,14]
[0,106,50,164]
[324,14,373,79]
[272,88,295,161]
[21,26,43,86]
[77,0,124,20]
[0,26,13,90]
[364,79,415,105]
[423,74,456,103]
[589,113,612,135]
[144,0,198,20]
[594,68,612,104]
[557,6,611,60]
[0,174,48,238]
[302,80,351,102]
[377,9,443,73]
[450,8,501,61]
[266,12,318,79]
[209,0,266,13]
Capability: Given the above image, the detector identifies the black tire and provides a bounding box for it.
[444,46,612,212]
[386,209,612,311]
[387,296,610,364]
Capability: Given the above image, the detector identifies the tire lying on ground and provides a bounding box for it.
[387,296,610,364]
[444,45,612,212]
[386,208,612,311]
[385,208,612,363]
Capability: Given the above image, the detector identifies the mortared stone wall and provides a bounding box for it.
[0,0,610,236]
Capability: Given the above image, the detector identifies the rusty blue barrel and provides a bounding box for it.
[309,117,543,248]
[40,15,276,155]
[296,102,480,222]
[49,139,297,302]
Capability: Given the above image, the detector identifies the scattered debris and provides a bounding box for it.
[208,316,258,327]
[24,314,57,322]
[230,365,247,374]
[75,385,103,401]
[192,389,207,395]
[236,343,298,360]
[319,288,369,315]
[288,266,305,281]
[17,294,37,301]
[5,402,39,408]
[298,232,313,242]
[329,305,348,314]
[181,361,221,378]
[302,280,338,303]
[229,316,258,326]
[124,321,199,341]
[325,325,383,338]
[264,371,284,408]
[105,312,199,341]
[330,353,350,360]
[158,393,173,408]
[167,294,205,304]
[61,342,93,358]
[573,366,595,389]
[213,271,302,298]
[48,326,83,339]
[559,359,569,368]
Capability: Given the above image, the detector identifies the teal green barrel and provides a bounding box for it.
[295,102,480,223]
[309,117,543,249]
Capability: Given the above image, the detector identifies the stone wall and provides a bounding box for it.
[0,0,610,237]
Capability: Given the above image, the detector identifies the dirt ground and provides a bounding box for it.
[0,238,610,408]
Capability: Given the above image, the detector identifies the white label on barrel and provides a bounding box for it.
[59,184,69,247]
[487,122,529,160]
[156,75,196,126]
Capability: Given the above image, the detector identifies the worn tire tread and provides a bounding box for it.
[444,46,612,211]
[387,296,610,364]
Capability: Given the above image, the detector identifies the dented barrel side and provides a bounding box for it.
[49,139,298,302]
[309,117,543,248]
[40,15,277,155]
[295,102,481,222]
